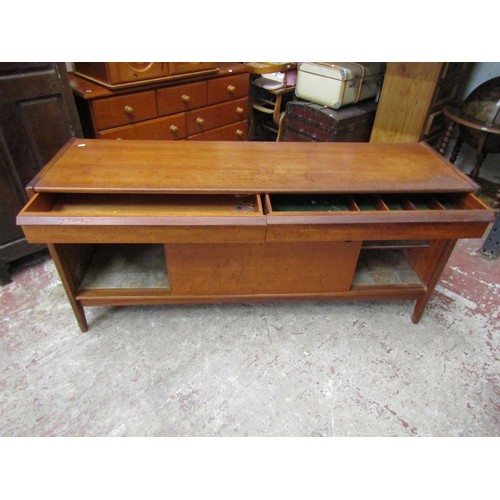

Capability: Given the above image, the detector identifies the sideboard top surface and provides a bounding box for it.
[33,139,478,195]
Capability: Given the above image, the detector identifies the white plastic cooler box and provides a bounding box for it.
[295,62,386,109]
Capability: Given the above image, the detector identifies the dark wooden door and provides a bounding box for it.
[0,62,82,284]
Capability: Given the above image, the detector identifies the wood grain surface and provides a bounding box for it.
[33,139,479,194]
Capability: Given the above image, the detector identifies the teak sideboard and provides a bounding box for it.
[17,139,494,332]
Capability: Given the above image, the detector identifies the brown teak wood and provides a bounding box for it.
[16,139,495,331]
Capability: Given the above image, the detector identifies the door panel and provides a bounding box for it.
[0,62,82,280]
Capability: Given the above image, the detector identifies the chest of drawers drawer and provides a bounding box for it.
[92,90,157,130]
[97,113,187,140]
[208,74,249,104]
[157,81,207,115]
[185,98,247,135]
[187,120,247,141]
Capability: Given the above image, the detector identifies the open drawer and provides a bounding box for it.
[265,192,494,242]
[17,192,266,243]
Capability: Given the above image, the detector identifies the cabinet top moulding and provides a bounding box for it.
[69,63,250,100]
[31,138,478,195]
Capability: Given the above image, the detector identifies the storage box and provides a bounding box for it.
[295,62,385,109]
[282,99,377,142]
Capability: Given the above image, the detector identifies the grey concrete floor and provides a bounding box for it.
[1,237,498,437]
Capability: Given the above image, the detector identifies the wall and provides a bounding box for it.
[460,62,500,100]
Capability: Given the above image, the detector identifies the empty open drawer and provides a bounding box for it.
[17,193,266,243]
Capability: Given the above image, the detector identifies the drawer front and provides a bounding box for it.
[97,113,187,140]
[185,98,248,135]
[107,62,167,84]
[167,62,217,76]
[92,91,157,130]
[187,120,247,141]
[20,224,266,244]
[157,81,207,115]
[208,73,249,104]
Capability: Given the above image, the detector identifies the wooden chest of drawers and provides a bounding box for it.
[70,68,249,141]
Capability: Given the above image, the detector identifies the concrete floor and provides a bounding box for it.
[1,235,498,436]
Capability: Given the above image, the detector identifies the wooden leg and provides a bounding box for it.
[449,136,463,164]
[411,239,457,323]
[47,244,88,332]
[437,119,456,156]
[276,113,286,142]
[469,135,487,178]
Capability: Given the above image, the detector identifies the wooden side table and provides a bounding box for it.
[438,105,500,209]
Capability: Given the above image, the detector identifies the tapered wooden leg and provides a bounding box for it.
[411,239,457,323]
[47,244,88,332]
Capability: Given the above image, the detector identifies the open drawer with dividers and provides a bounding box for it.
[264,192,493,242]
[17,192,266,244]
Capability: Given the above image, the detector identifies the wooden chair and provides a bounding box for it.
[245,62,296,141]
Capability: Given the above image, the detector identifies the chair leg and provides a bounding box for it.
[276,113,286,142]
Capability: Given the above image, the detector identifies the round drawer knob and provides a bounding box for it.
[236,107,245,115]
[196,117,205,126]
[236,129,244,138]
[227,85,236,94]
[124,105,134,115]
[181,95,191,103]
[170,125,179,134]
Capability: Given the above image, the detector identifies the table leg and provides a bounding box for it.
[449,136,463,164]
[411,239,457,323]
[469,134,488,178]
[438,119,456,156]
[48,244,88,332]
